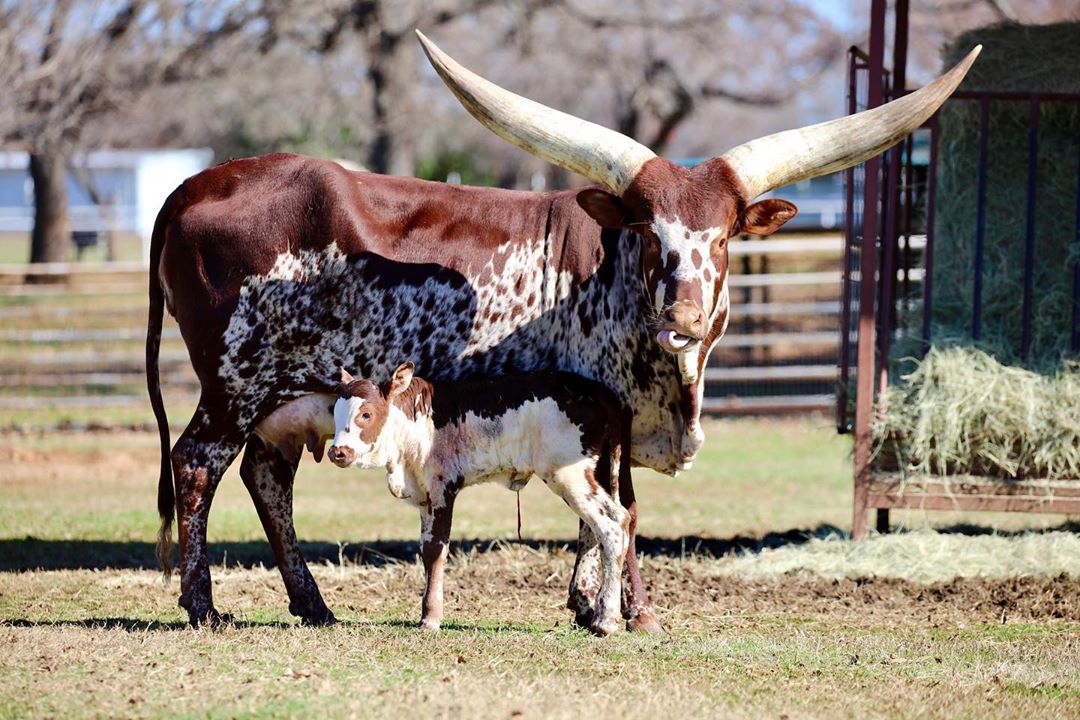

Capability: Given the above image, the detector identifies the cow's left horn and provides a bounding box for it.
[416,30,656,195]
[720,45,982,200]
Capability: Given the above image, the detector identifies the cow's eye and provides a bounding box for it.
[361,412,371,421]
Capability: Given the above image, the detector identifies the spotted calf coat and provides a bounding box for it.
[328,367,632,636]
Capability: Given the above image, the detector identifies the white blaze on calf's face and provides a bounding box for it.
[332,396,374,464]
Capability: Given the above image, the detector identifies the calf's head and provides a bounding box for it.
[328,363,414,468]
[417,32,980,370]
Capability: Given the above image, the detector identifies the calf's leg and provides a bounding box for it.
[567,521,602,628]
[239,435,335,625]
[549,461,629,637]
[419,481,458,632]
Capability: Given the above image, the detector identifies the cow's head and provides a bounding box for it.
[417,32,980,375]
[328,363,414,468]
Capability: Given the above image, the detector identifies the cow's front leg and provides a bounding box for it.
[240,435,335,625]
[419,481,457,632]
[171,406,244,627]
[618,472,663,633]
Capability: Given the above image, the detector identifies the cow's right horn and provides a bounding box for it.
[416,30,656,196]
[720,45,981,200]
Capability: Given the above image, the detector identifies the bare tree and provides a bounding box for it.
[0,0,279,263]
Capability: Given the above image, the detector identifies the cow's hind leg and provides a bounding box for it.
[618,471,663,633]
[171,405,245,626]
[240,435,335,625]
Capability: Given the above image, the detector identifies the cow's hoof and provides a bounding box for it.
[419,618,441,633]
[571,609,594,630]
[300,609,337,627]
[627,612,664,634]
[589,618,622,637]
[188,609,232,629]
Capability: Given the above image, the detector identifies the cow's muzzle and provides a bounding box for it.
[655,300,705,353]
[327,445,356,468]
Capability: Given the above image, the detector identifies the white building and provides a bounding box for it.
[0,148,214,264]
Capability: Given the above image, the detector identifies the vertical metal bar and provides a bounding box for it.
[838,47,859,434]
[1074,142,1080,354]
[852,0,887,541]
[923,116,940,352]
[874,0,907,433]
[902,133,914,303]
[1021,98,1039,362]
[973,96,991,341]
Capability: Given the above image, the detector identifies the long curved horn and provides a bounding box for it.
[721,46,982,200]
[416,30,656,195]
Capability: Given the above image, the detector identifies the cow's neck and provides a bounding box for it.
[536,214,706,474]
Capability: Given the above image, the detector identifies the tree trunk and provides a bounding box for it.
[29,151,71,264]
[366,30,417,176]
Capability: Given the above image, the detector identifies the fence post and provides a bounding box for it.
[852,0,887,541]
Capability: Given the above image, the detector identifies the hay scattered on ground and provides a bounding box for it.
[874,346,1080,479]
[713,529,1080,584]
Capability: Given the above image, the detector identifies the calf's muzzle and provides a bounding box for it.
[327,445,355,467]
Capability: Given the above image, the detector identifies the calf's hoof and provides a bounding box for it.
[589,617,622,637]
[626,612,664,634]
[419,618,441,633]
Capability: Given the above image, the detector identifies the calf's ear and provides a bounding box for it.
[339,367,355,385]
[387,362,414,398]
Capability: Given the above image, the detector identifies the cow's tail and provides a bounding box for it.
[617,407,633,510]
[147,190,178,581]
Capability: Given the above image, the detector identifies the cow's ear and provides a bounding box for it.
[339,367,354,385]
[387,362,414,398]
[741,198,797,236]
[577,189,629,228]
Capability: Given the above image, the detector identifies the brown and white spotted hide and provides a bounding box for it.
[328,364,631,636]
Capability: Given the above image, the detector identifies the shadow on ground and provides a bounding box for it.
[3,522,1077,572]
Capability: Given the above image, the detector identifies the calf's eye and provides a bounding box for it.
[361,412,371,420]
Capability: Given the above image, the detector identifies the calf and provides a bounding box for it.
[327,363,632,636]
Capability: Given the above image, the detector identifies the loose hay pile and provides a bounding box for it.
[874,347,1080,479]
[928,22,1080,370]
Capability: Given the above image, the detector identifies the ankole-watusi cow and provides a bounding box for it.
[147,32,980,626]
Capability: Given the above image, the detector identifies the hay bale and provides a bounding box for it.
[874,347,1080,479]
[927,22,1080,370]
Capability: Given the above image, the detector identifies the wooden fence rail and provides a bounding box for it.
[1,233,847,418]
